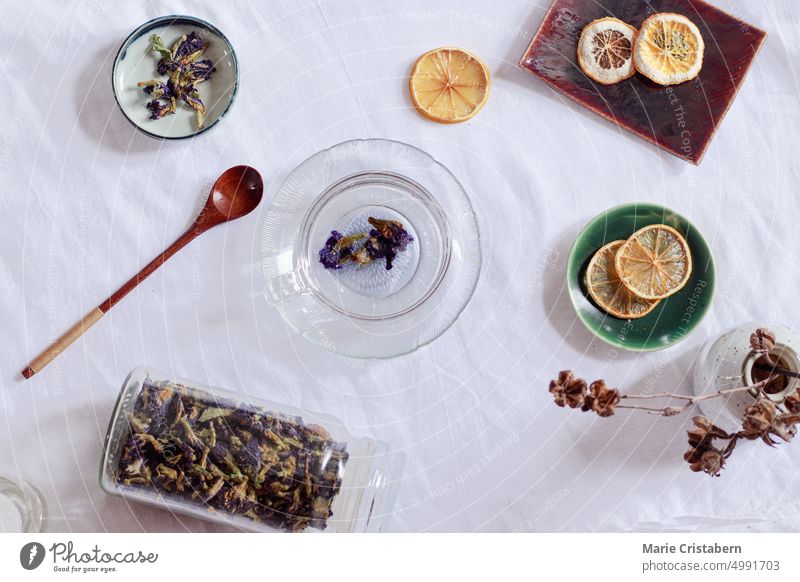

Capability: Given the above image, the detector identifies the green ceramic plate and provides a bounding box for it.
[567,203,715,351]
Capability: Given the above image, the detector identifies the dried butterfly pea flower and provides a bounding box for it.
[148,34,174,67]
[137,79,174,100]
[138,32,215,129]
[180,88,206,129]
[319,231,344,269]
[145,99,175,120]
[114,380,349,532]
[365,217,413,270]
[318,217,413,271]
[319,231,367,269]
[172,31,205,63]
[184,59,215,84]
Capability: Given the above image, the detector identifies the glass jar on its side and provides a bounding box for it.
[100,367,403,533]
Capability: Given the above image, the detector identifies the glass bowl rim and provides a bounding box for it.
[299,169,453,321]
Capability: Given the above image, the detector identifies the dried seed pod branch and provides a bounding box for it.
[618,375,779,416]
[547,327,800,477]
[616,404,680,415]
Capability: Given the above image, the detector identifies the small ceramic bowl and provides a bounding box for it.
[567,203,715,351]
[112,15,238,140]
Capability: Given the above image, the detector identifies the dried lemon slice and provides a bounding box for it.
[615,224,692,300]
[577,18,637,85]
[586,240,660,319]
[409,47,490,124]
[633,13,704,85]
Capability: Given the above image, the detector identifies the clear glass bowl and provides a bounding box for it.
[261,139,481,358]
[100,367,404,532]
[0,477,47,533]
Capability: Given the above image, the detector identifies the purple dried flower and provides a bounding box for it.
[139,31,213,130]
[368,217,413,251]
[364,218,413,270]
[210,443,230,465]
[156,58,178,76]
[185,58,216,83]
[236,437,262,470]
[180,88,206,128]
[173,31,205,62]
[318,231,367,270]
[165,78,179,97]
[318,218,413,271]
[319,231,346,270]
[145,99,173,120]
[138,78,178,101]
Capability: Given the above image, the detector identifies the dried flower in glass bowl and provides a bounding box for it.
[261,139,481,359]
[318,217,413,271]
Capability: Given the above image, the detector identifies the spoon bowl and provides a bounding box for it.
[208,165,264,224]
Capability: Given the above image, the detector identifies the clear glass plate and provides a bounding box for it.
[261,139,481,358]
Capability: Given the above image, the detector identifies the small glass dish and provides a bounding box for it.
[100,367,404,532]
[261,139,481,358]
[0,476,47,533]
[112,15,238,140]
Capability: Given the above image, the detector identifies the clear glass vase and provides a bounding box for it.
[693,322,800,430]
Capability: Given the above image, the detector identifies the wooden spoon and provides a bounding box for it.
[21,165,264,379]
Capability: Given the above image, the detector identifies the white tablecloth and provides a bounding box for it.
[1,0,799,533]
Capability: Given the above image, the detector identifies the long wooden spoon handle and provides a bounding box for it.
[98,226,199,313]
[21,226,201,380]
[21,308,105,378]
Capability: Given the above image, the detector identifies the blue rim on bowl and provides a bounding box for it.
[111,15,239,140]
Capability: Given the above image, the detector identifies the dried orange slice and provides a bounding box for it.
[633,13,704,85]
[586,241,660,319]
[577,18,637,85]
[615,224,692,300]
[409,47,490,124]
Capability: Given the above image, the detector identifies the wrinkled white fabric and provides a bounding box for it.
[0,0,798,532]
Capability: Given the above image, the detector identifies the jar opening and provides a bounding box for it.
[750,354,791,394]
[744,343,799,398]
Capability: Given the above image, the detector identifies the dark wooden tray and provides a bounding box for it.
[519,0,766,164]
